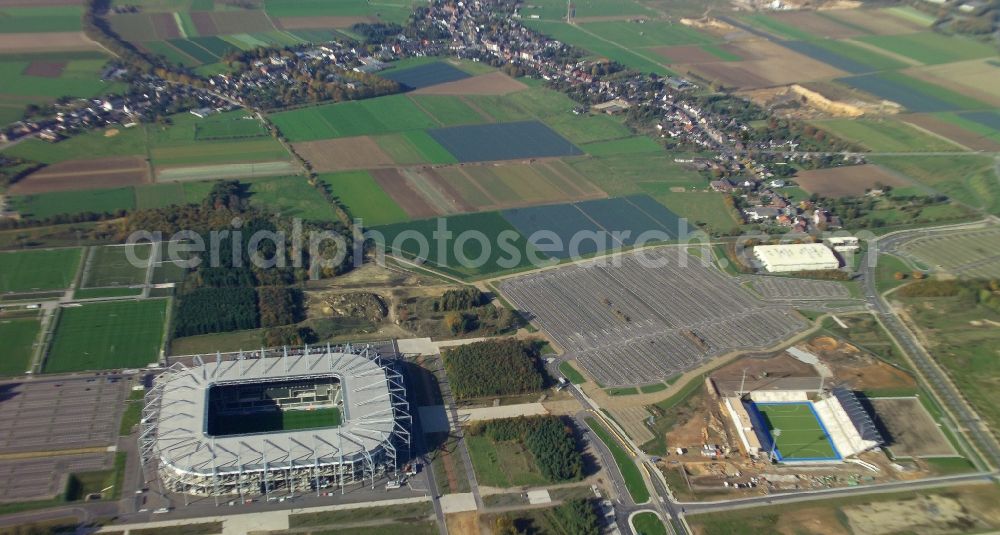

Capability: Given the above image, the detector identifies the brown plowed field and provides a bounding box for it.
[823,8,925,35]
[292,137,395,172]
[653,45,739,64]
[413,72,528,96]
[0,32,98,53]
[190,11,218,35]
[150,13,180,40]
[275,16,373,29]
[903,114,1000,152]
[904,60,1000,108]
[678,40,845,89]
[23,61,66,78]
[371,168,442,218]
[769,11,865,38]
[794,164,910,198]
[9,157,149,194]
[420,167,476,213]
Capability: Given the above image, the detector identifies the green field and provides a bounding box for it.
[873,155,1000,214]
[856,32,998,65]
[82,244,150,288]
[271,94,437,142]
[0,248,82,294]
[466,434,549,487]
[559,361,587,384]
[739,14,816,41]
[2,126,147,165]
[519,0,653,20]
[11,187,136,220]
[209,407,342,436]
[372,212,536,279]
[0,6,83,33]
[580,136,663,156]
[263,0,415,23]
[522,20,672,75]
[44,299,168,373]
[585,417,649,503]
[319,171,409,226]
[657,192,741,234]
[408,95,486,126]
[374,131,458,165]
[632,512,667,535]
[755,403,838,460]
[580,20,715,48]
[812,118,965,152]
[935,112,1000,145]
[247,175,337,221]
[0,318,40,376]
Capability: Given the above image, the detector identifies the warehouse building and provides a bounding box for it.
[752,243,839,273]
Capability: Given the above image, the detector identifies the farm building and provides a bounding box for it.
[140,344,411,499]
[753,243,839,272]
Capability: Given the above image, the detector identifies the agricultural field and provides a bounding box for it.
[811,118,965,152]
[0,247,82,294]
[855,32,997,66]
[0,317,40,376]
[502,195,689,258]
[371,211,536,279]
[428,121,583,162]
[264,0,415,24]
[0,6,84,34]
[2,126,147,165]
[292,137,396,172]
[270,94,438,142]
[678,39,847,90]
[838,71,990,113]
[246,175,337,221]
[9,186,136,219]
[319,171,409,226]
[408,95,486,127]
[44,299,168,373]
[906,58,1000,109]
[381,62,471,91]
[374,131,458,165]
[903,113,1000,152]
[873,155,1000,214]
[9,156,150,196]
[793,164,912,198]
[0,58,125,120]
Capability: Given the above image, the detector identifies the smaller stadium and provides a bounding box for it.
[717,378,883,464]
[139,344,410,499]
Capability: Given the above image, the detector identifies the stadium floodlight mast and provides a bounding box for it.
[769,428,782,463]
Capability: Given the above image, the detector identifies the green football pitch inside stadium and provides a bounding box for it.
[210,408,342,436]
[756,403,839,460]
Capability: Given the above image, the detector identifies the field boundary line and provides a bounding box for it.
[900,120,973,152]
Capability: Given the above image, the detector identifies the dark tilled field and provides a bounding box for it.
[428,120,583,162]
[382,61,471,90]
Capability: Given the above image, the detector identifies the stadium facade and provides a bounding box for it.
[139,344,411,499]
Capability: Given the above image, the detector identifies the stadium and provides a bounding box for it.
[718,379,883,464]
[139,344,411,498]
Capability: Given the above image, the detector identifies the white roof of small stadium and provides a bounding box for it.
[154,351,396,476]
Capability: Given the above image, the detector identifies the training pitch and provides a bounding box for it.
[755,402,840,461]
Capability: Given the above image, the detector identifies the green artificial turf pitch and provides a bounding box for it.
[209,407,342,436]
[0,247,82,294]
[755,403,839,460]
[44,299,168,373]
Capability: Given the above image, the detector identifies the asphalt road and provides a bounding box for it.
[861,221,1000,469]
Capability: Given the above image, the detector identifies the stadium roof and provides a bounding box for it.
[153,350,397,476]
[832,386,884,445]
[753,243,840,273]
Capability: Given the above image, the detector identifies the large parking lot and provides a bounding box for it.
[0,453,111,502]
[500,247,807,385]
[0,376,127,453]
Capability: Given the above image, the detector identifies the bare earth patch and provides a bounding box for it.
[653,45,739,64]
[22,61,66,78]
[292,137,395,172]
[677,39,846,90]
[371,168,442,219]
[9,157,149,194]
[823,8,925,35]
[413,72,528,96]
[794,164,910,198]
[275,16,374,29]
[149,12,180,40]
[0,32,99,53]
[904,60,1000,108]
[869,397,956,457]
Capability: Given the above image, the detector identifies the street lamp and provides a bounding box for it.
[769,428,781,463]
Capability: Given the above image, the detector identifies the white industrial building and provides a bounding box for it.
[753,243,839,273]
